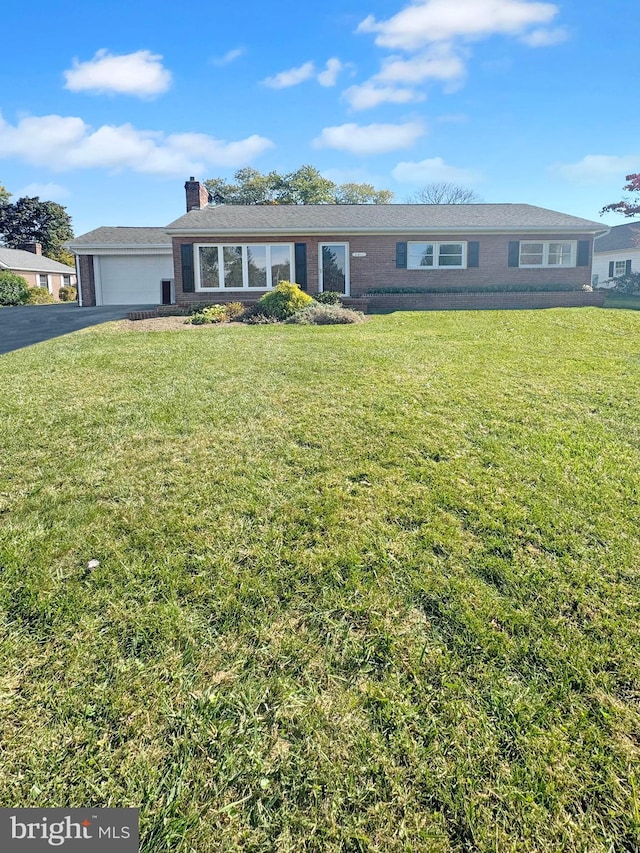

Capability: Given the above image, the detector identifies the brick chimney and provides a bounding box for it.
[185,177,211,212]
[18,241,43,255]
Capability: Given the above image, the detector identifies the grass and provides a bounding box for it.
[1,308,639,852]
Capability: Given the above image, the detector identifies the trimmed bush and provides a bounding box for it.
[366,283,583,295]
[0,272,29,306]
[26,287,55,304]
[314,291,343,306]
[58,286,77,302]
[286,305,366,325]
[257,281,314,320]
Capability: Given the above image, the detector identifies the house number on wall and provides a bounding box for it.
[352,252,366,257]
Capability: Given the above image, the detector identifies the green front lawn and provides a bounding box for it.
[1,309,639,852]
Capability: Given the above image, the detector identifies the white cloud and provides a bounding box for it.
[392,156,481,185]
[263,58,346,89]
[550,155,640,184]
[343,82,424,110]
[0,112,274,176]
[211,47,245,66]
[375,44,466,85]
[520,26,569,46]
[358,0,559,50]
[15,182,69,201]
[317,58,344,87]
[262,62,315,89]
[64,49,172,98]
[313,121,426,155]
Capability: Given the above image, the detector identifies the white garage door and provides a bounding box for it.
[97,255,174,305]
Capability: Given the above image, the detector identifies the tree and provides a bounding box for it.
[408,182,482,204]
[0,196,74,263]
[334,182,394,204]
[0,182,10,206]
[275,165,336,205]
[205,165,393,205]
[601,174,640,218]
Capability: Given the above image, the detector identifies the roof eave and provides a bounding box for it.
[166,225,608,237]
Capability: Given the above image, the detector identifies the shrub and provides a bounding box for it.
[58,285,77,302]
[224,301,245,320]
[286,305,366,325]
[314,291,343,306]
[257,281,314,320]
[26,287,55,304]
[244,312,281,325]
[184,304,228,325]
[610,272,640,295]
[0,271,29,306]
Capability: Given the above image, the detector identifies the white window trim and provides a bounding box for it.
[407,241,467,270]
[38,273,51,293]
[319,242,350,296]
[614,260,629,277]
[194,243,294,291]
[519,240,577,268]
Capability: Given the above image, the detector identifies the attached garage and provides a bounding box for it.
[94,254,174,305]
[68,227,174,307]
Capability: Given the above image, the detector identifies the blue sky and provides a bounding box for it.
[1,0,638,236]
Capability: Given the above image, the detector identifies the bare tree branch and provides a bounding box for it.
[408,182,482,204]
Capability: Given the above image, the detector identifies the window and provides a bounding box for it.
[519,241,576,267]
[196,244,293,290]
[38,274,49,288]
[63,275,72,286]
[407,241,466,269]
[614,260,629,277]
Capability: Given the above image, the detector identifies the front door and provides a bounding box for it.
[319,243,349,295]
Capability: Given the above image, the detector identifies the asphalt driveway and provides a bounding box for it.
[0,304,152,355]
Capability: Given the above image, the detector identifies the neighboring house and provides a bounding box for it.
[592,222,640,288]
[72,178,607,307]
[69,227,173,306]
[0,243,76,299]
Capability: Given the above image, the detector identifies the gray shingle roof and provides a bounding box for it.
[0,247,75,274]
[166,203,607,235]
[594,222,640,253]
[68,226,172,248]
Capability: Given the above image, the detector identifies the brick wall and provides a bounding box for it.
[173,232,594,303]
[77,255,96,306]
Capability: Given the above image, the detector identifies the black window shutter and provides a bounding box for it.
[577,240,590,266]
[396,242,407,269]
[609,261,615,278]
[181,244,195,292]
[508,241,520,267]
[626,259,632,274]
[468,241,480,268]
[294,243,307,289]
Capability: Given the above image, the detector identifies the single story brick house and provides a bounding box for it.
[592,222,640,288]
[72,178,609,309]
[0,243,76,299]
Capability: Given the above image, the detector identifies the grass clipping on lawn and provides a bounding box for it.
[0,309,639,852]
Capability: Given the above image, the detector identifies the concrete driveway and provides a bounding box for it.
[0,303,152,355]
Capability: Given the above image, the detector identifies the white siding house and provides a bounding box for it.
[593,223,640,288]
